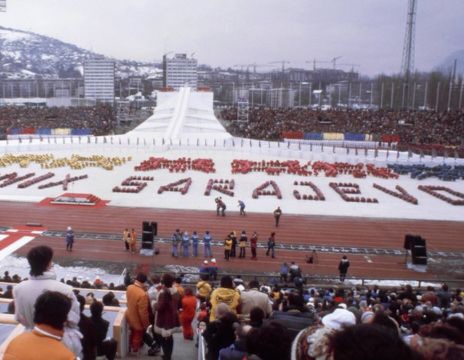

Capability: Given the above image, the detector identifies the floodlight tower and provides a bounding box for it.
[401,0,417,108]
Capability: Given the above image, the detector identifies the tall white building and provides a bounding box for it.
[163,54,198,90]
[84,59,115,103]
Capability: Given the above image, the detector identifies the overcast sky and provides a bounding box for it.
[1,0,463,76]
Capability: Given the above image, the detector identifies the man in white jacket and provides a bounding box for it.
[239,280,272,321]
[13,245,82,356]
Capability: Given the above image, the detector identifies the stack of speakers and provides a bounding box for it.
[404,234,427,265]
[142,221,157,250]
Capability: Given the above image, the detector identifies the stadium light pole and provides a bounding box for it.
[299,82,309,107]
[435,81,441,111]
[459,82,463,109]
[380,82,384,109]
[309,82,312,107]
[447,80,452,111]
[348,82,352,108]
[390,82,394,109]
[424,81,428,109]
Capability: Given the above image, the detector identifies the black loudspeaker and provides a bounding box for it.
[411,237,427,265]
[151,222,158,236]
[404,234,416,250]
[142,231,154,250]
[142,232,153,242]
[143,221,151,232]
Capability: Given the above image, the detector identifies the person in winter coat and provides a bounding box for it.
[267,291,316,341]
[182,232,190,257]
[153,273,182,360]
[192,231,199,257]
[209,276,241,322]
[171,229,181,258]
[229,231,237,258]
[179,288,197,340]
[239,231,248,258]
[224,236,232,261]
[250,231,258,260]
[13,245,82,357]
[123,228,130,251]
[203,230,213,258]
[338,255,350,282]
[5,291,75,360]
[196,276,212,303]
[65,226,74,252]
[237,200,246,216]
[239,280,272,321]
[203,304,239,360]
[273,207,282,227]
[218,324,251,360]
[125,273,150,355]
[266,232,276,258]
[130,228,137,254]
[90,301,117,360]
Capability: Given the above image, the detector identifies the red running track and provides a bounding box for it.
[2,201,464,280]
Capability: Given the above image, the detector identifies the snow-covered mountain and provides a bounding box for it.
[0,26,160,79]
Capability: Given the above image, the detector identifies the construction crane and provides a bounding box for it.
[331,56,342,69]
[305,59,331,71]
[269,60,290,73]
[247,63,274,73]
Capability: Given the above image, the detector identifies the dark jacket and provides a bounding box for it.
[338,259,350,274]
[79,313,97,360]
[91,316,109,356]
[154,287,182,337]
[203,312,238,360]
[267,309,316,340]
[218,339,247,360]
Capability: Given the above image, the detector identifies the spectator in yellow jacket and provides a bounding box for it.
[209,276,240,321]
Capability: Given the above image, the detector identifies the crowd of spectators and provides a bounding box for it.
[3,262,464,359]
[221,107,464,147]
[0,104,115,136]
[196,275,464,360]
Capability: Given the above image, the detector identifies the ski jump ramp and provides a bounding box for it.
[129,87,231,141]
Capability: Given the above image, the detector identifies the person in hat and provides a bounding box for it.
[291,307,356,360]
[209,259,218,281]
[65,226,74,252]
[200,260,210,280]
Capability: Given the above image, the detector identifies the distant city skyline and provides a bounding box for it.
[0,0,463,76]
